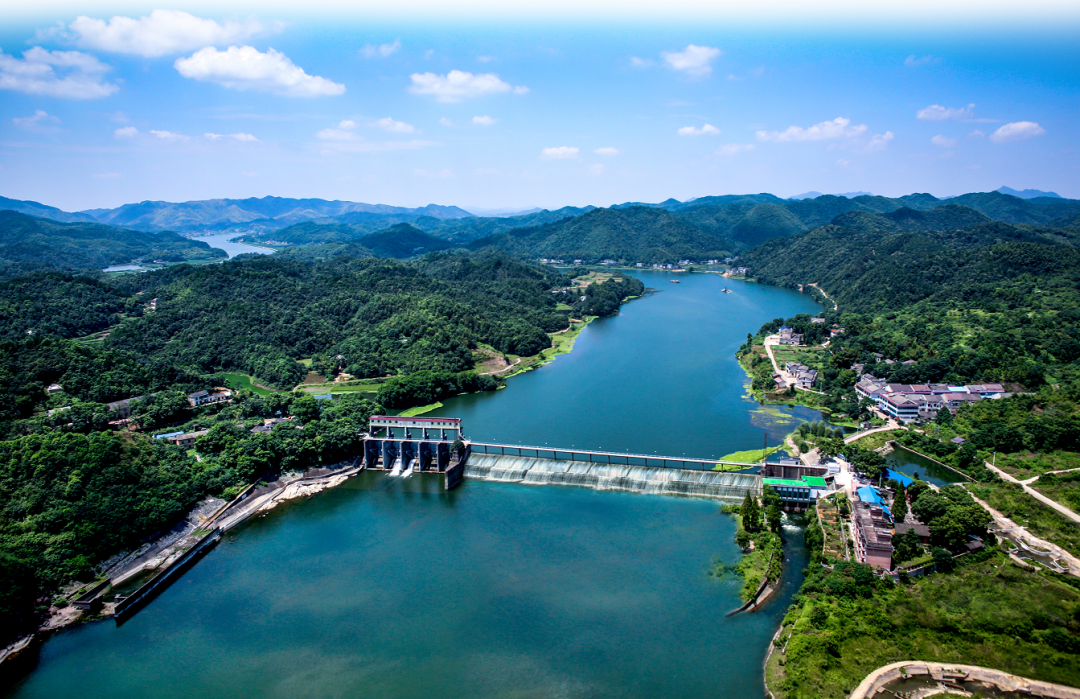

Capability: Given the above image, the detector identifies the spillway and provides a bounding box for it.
[465,454,759,501]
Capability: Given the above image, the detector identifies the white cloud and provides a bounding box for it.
[678,124,720,137]
[969,129,985,137]
[477,55,497,63]
[175,46,345,97]
[472,115,497,126]
[594,147,620,156]
[205,132,258,141]
[316,120,358,141]
[661,44,721,77]
[540,146,579,160]
[0,47,118,99]
[630,56,654,67]
[361,39,400,58]
[715,143,755,156]
[931,134,957,148]
[319,139,433,154]
[756,117,868,142]
[12,110,61,132]
[588,163,605,176]
[990,121,1046,143]
[373,117,415,133]
[863,131,894,153]
[836,158,851,167]
[917,103,975,120]
[439,117,454,127]
[114,126,137,138]
[150,129,188,141]
[904,55,939,67]
[68,10,280,58]
[408,70,527,102]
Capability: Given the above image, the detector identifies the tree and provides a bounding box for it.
[818,436,844,459]
[735,529,752,550]
[931,546,955,572]
[290,393,320,424]
[892,483,908,522]
[763,487,783,534]
[935,406,953,426]
[741,491,761,533]
[891,528,921,563]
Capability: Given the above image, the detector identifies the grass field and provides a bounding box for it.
[397,402,443,417]
[850,429,902,452]
[715,445,783,466]
[222,373,279,397]
[996,450,1080,479]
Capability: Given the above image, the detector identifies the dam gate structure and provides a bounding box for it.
[362,416,762,501]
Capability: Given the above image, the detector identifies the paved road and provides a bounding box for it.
[985,460,1080,524]
[965,489,1080,574]
[843,424,900,445]
[850,661,1080,699]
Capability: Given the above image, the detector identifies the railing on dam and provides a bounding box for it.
[468,442,758,472]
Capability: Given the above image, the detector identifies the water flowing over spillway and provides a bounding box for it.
[465,454,759,501]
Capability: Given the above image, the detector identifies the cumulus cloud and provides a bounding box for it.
[150,129,188,141]
[408,70,527,102]
[12,110,61,132]
[540,146,579,160]
[661,44,721,77]
[0,47,118,99]
[630,56,654,67]
[175,46,345,97]
[931,134,956,148]
[756,117,868,142]
[678,124,720,136]
[990,121,1046,143]
[67,10,280,58]
[361,39,400,58]
[114,126,137,138]
[716,143,755,156]
[917,103,975,120]
[316,119,358,141]
[205,132,258,141]
[594,147,620,156]
[472,115,496,126]
[863,131,894,153]
[373,117,415,133]
[904,55,939,67]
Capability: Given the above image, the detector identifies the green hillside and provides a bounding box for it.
[357,223,456,258]
[468,206,736,262]
[0,211,226,270]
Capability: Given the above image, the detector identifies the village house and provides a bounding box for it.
[893,522,931,544]
[187,389,233,407]
[167,429,209,448]
[777,326,803,346]
[106,396,143,420]
[810,317,826,324]
[46,383,64,395]
[784,361,818,388]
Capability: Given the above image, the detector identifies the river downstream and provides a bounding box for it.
[4,269,823,699]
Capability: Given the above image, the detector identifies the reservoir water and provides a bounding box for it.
[197,233,276,259]
[4,270,823,699]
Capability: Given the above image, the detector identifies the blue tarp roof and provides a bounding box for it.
[857,486,885,505]
[885,469,914,487]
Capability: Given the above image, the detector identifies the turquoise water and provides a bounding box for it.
[6,473,807,699]
[4,270,823,699]
[887,445,969,488]
[432,270,826,459]
[198,233,276,258]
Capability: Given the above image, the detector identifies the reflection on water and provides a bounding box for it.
[886,445,969,488]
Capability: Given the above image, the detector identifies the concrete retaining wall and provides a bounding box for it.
[114,528,221,622]
[849,661,1080,699]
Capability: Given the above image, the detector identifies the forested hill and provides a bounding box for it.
[468,206,737,262]
[0,211,226,271]
[102,250,575,388]
[739,215,1080,388]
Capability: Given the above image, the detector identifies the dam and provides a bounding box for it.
[363,415,762,502]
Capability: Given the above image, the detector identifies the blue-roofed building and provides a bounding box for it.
[857,485,885,506]
[885,469,914,487]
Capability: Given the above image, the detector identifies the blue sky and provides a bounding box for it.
[1,2,1078,212]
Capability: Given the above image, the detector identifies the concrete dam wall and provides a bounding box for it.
[465,454,760,501]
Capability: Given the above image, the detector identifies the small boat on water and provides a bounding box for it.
[669,279,680,283]
[721,287,732,293]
